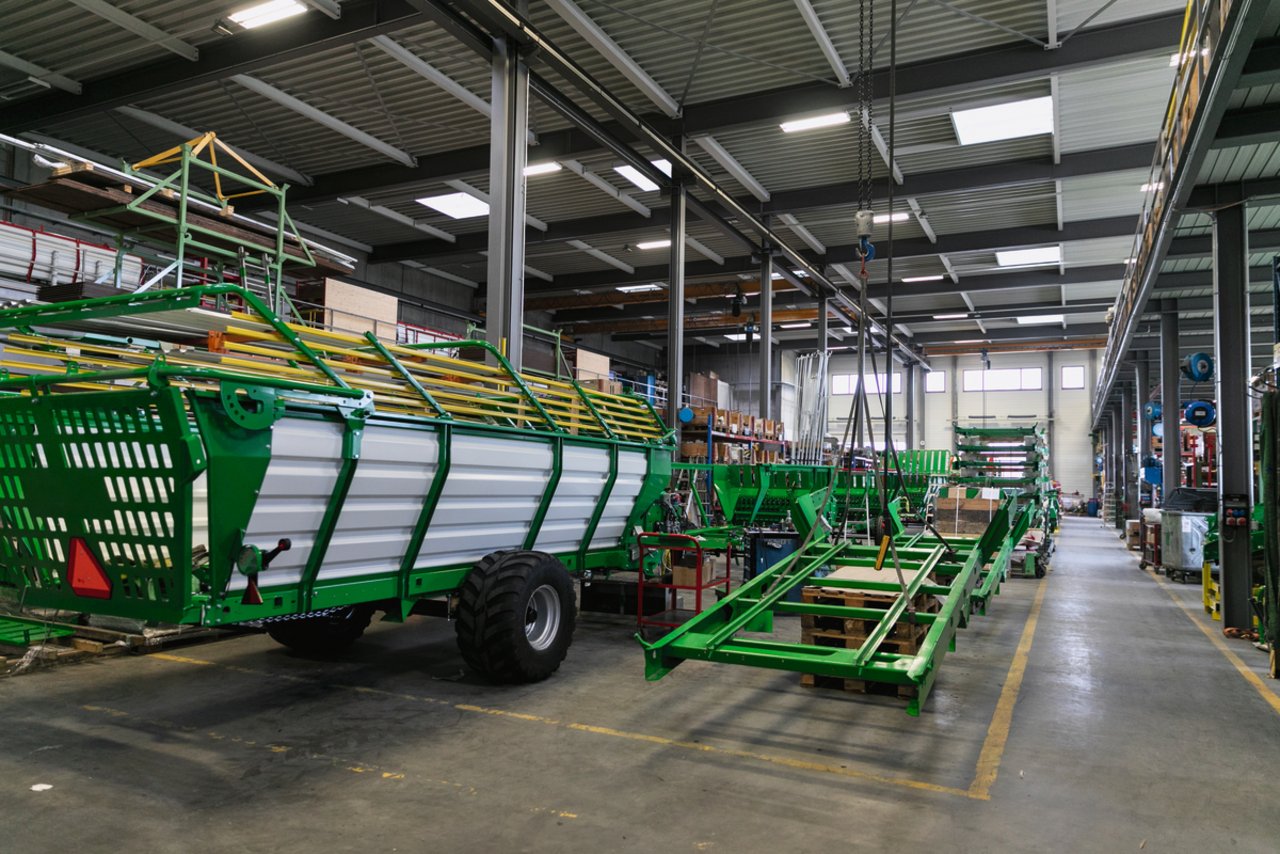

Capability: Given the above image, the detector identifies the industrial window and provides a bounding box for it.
[963,367,1043,392]
[925,371,946,393]
[830,373,901,395]
[1061,365,1086,389]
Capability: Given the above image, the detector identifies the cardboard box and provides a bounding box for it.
[1125,520,1141,549]
[589,378,623,394]
[935,495,1000,535]
[680,441,708,459]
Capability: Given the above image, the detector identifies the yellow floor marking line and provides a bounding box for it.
[968,576,1050,800]
[147,652,976,799]
[1145,568,1280,716]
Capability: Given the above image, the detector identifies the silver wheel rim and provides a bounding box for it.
[525,584,560,651]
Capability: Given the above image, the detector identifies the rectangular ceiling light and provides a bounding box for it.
[1140,181,1165,192]
[874,212,909,224]
[954,339,987,344]
[614,159,670,192]
[951,96,1054,146]
[724,333,749,341]
[781,112,850,133]
[616,283,664,293]
[902,274,945,283]
[996,245,1061,267]
[1016,314,1066,325]
[416,192,490,219]
[524,161,562,176]
[933,313,970,320]
[779,322,811,329]
[636,239,672,250]
[228,0,306,29]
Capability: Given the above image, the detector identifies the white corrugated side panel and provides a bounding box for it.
[534,444,610,554]
[317,424,438,581]
[416,434,552,568]
[232,419,345,591]
[590,449,649,548]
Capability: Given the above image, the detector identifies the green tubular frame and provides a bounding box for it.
[639,495,1033,715]
[0,286,673,626]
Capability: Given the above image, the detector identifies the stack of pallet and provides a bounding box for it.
[798,565,941,698]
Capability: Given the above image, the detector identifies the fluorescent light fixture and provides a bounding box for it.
[902,274,945,283]
[780,322,811,329]
[933,313,970,320]
[988,441,1025,448]
[1125,257,1137,265]
[1140,181,1165,192]
[951,96,1054,146]
[780,112,851,133]
[724,333,749,342]
[614,159,670,192]
[770,271,784,280]
[1016,314,1065,325]
[635,239,671,250]
[874,212,909,224]
[228,0,306,29]
[616,283,663,293]
[996,245,1061,267]
[416,192,489,219]
[523,161,562,176]
[954,339,987,344]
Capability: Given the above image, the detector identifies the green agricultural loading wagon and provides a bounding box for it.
[0,285,673,682]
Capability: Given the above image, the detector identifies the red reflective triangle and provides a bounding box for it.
[68,537,112,600]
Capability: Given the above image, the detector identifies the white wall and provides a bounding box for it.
[805,349,1099,498]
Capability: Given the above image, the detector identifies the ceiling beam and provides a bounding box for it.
[0,0,424,133]
[0,49,82,94]
[230,74,416,167]
[691,136,771,202]
[765,141,1154,213]
[911,323,1111,344]
[64,0,199,62]
[792,0,851,86]
[679,12,1182,135]
[543,0,681,117]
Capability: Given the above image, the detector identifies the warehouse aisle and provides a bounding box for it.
[1,517,1277,853]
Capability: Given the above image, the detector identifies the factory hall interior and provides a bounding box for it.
[1,0,1280,851]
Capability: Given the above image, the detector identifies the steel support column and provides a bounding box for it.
[1213,197,1253,629]
[1160,306,1181,500]
[816,296,829,357]
[1046,350,1056,482]
[666,179,687,430]
[904,362,916,450]
[485,36,529,368]
[1136,356,1151,504]
[1121,382,1137,523]
[759,218,773,421]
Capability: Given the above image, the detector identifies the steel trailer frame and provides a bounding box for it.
[0,284,673,629]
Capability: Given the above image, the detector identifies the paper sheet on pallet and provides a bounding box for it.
[814,564,929,590]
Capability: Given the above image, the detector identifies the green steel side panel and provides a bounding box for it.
[0,387,205,623]
[0,615,76,646]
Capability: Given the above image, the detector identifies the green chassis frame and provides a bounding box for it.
[0,286,672,627]
[640,495,1031,715]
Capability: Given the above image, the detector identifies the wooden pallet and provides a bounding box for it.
[800,588,941,637]
[0,617,238,676]
[802,627,925,656]
[800,672,918,699]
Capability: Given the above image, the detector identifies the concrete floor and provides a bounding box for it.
[2,516,1278,853]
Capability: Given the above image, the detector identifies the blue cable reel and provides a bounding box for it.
[1183,400,1217,428]
[1182,352,1214,383]
[1143,402,1162,422]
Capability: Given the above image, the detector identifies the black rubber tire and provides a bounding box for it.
[455,550,576,683]
[266,604,375,656]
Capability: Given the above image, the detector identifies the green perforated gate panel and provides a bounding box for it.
[0,388,204,623]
